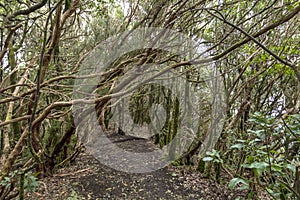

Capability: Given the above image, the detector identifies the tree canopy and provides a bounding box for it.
[0,0,299,199]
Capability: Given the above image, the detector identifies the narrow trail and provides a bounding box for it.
[26,133,247,199]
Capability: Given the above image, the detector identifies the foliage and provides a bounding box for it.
[228,113,300,199]
[0,170,38,195]
[0,0,299,199]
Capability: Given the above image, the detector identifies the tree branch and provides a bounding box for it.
[0,24,22,61]
[207,5,300,83]
[6,0,48,22]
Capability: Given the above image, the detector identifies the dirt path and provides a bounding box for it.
[26,133,247,199]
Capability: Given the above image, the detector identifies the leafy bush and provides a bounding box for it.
[228,112,300,199]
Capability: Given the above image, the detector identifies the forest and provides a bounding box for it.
[0,0,299,199]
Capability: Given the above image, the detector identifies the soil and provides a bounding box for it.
[25,133,252,200]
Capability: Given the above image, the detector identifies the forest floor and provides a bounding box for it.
[25,133,267,200]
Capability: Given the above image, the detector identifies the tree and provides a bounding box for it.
[0,0,299,199]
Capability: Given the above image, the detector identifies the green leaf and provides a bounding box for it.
[245,155,255,163]
[206,150,215,156]
[254,168,264,177]
[286,164,295,173]
[236,139,246,143]
[171,173,177,177]
[228,178,249,190]
[202,157,213,162]
[271,163,282,172]
[255,150,268,155]
[265,187,280,197]
[244,161,269,169]
[249,162,269,169]
[291,114,300,119]
[230,143,245,149]
[248,138,261,145]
